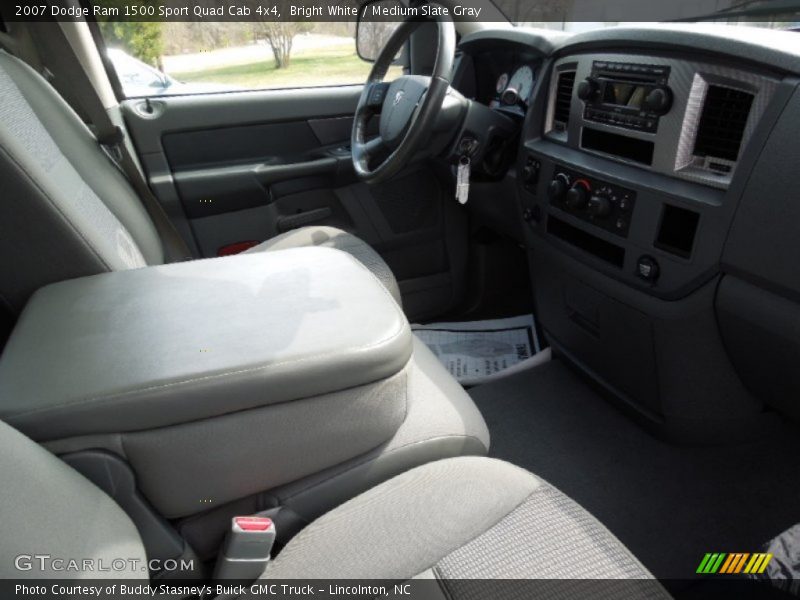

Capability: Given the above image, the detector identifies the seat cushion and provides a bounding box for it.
[263,457,669,596]
[248,226,401,305]
[0,420,146,579]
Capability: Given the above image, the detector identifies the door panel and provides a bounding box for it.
[121,87,466,320]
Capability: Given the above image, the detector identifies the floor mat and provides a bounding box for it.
[412,315,541,385]
[469,360,800,582]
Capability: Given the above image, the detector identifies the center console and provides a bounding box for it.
[0,248,413,517]
[0,245,492,569]
[517,43,795,442]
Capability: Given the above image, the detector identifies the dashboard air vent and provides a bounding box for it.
[693,85,754,162]
[553,71,576,128]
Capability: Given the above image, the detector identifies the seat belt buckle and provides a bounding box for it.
[212,516,276,582]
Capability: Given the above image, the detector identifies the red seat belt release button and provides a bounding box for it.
[234,516,273,532]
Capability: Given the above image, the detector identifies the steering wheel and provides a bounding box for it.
[351,15,456,184]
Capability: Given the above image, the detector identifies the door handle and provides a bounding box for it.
[253,157,338,186]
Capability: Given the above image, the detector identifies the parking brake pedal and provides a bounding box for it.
[211,516,276,597]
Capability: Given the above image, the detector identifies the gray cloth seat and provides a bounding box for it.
[0,49,400,313]
[0,418,667,595]
[0,419,146,580]
[246,226,401,304]
[264,457,668,591]
[0,47,483,540]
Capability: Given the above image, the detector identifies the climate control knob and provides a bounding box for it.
[566,180,591,210]
[588,194,612,218]
[547,174,570,201]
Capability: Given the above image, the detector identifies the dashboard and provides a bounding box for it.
[453,25,800,442]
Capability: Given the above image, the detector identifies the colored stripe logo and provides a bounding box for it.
[696,552,773,574]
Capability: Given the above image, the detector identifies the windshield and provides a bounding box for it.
[492,0,800,30]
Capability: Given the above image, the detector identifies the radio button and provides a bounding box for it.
[644,87,673,115]
[577,77,599,101]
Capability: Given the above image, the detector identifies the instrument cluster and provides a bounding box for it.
[491,64,536,108]
[490,64,536,110]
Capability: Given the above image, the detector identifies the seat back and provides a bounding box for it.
[0,419,147,579]
[0,50,164,313]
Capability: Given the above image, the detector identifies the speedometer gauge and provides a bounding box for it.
[496,73,509,94]
[508,65,534,102]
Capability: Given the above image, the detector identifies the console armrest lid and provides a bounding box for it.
[0,247,412,440]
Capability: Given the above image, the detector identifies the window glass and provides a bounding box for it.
[493,0,800,30]
[98,21,404,97]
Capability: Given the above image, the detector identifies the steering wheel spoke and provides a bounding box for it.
[363,136,386,157]
[351,13,456,183]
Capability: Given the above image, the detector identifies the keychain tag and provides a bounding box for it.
[456,156,471,205]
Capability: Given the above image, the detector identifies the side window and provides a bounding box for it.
[96,20,404,97]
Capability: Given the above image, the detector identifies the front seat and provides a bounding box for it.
[0,47,489,552]
[0,49,401,315]
[0,418,669,597]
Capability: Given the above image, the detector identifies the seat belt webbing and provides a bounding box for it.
[27,23,192,263]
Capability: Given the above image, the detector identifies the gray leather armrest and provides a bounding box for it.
[0,247,411,441]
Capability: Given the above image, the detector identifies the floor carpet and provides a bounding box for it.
[470,359,800,584]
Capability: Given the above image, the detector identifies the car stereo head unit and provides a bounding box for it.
[577,61,672,133]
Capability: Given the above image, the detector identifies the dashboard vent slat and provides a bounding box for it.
[694,85,754,163]
[554,71,576,127]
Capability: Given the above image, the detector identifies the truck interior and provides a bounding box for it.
[1,0,800,597]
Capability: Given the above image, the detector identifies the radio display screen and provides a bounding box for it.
[603,82,648,109]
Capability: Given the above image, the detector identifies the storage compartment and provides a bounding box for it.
[547,215,626,268]
[581,127,655,165]
[0,248,411,439]
[0,248,413,515]
[655,204,699,258]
